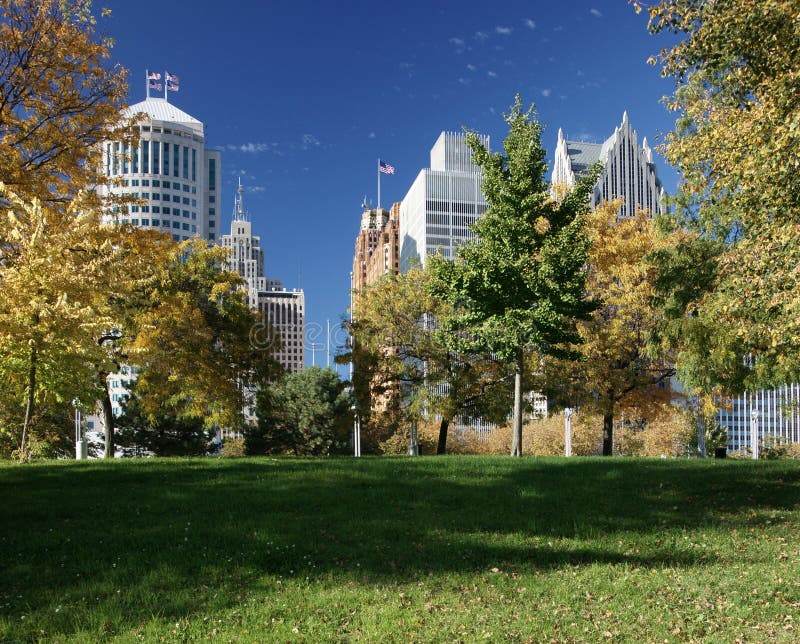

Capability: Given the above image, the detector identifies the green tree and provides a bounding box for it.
[115,389,214,457]
[428,96,597,456]
[247,367,352,456]
[639,0,800,392]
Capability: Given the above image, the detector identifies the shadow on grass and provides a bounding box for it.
[1,457,798,636]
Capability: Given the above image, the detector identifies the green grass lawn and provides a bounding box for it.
[2,456,799,642]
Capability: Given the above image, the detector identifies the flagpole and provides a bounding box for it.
[146,70,149,98]
[164,70,168,101]
[377,159,381,210]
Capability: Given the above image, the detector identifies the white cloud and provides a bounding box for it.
[590,8,602,17]
[227,142,272,153]
[541,88,551,98]
[458,77,470,86]
[495,26,512,35]
[449,37,465,47]
[524,18,536,30]
[368,132,376,139]
[466,64,477,72]
[246,186,266,193]
[487,71,497,78]
[301,134,320,149]
[474,31,488,42]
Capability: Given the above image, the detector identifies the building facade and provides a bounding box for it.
[399,131,488,272]
[98,97,221,242]
[258,285,305,374]
[551,111,666,217]
[220,180,266,309]
[352,200,401,293]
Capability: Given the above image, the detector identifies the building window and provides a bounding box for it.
[208,220,215,228]
[152,143,160,174]
[163,142,169,175]
[182,145,188,179]
[151,218,160,226]
[191,148,196,182]
[172,195,180,203]
[209,195,216,203]
[208,157,216,189]
[172,221,180,229]
[152,179,160,187]
[141,218,149,226]
[162,207,170,214]
[152,206,160,214]
[208,233,215,240]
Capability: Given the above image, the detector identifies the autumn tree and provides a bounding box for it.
[428,96,598,456]
[0,187,126,460]
[536,202,676,455]
[0,0,130,205]
[348,267,512,454]
[125,240,281,441]
[638,0,800,393]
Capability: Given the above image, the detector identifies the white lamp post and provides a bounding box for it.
[72,399,87,460]
[564,407,573,457]
[751,408,759,460]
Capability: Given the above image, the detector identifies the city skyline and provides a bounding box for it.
[103,0,680,373]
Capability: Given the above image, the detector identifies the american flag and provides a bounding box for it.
[166,71,179,83]
[379,160,395,174]
[148,81,162,91]
[146,71,161,80]
[167,82,179,92]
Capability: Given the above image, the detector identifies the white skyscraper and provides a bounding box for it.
[220,180,266,309]
[258,287,306,375]
[399,131,488,272]
[98,96,221,241]
[551,111,666,217]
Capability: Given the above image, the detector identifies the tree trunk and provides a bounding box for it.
[101,377,115,459]
[602,412,614,456]
[20,343,37,462]
[511,347,524,457]
[436,416,450,455]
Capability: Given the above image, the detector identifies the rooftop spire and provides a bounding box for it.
[233,177,248,222]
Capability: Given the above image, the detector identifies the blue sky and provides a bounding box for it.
[104,0,679,374]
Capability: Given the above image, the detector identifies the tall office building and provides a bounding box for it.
[551,111,666,217]
[399,131,488,272]
[352,200,401,294]
[220,180,266,309]
[98,96,221,241]
[258,286,305,374]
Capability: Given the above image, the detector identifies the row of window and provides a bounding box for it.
[107,141,198,182]
[124,218,197,232]
[123,179,197,193]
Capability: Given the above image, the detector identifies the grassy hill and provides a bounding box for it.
[2,456,799,641]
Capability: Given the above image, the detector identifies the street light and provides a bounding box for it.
[72,399,87,460]
[751,408,760,460]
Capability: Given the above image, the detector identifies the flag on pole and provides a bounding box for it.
[166,71,179,83]
[148,81,163,91]
[146,71,161,80]
[167,82,179,92]
[379,160,395,174]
